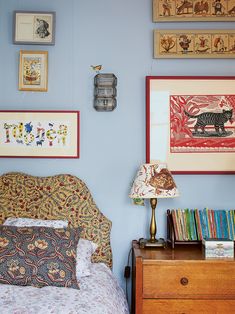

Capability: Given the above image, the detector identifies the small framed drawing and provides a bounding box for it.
[19,50,48,92]
[13,11,55,45]
[146,76,235,174]
[0,110,80,158]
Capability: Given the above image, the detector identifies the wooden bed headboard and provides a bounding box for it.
[0,172,112,268]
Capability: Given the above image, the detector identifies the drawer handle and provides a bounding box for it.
[180,277,189,286]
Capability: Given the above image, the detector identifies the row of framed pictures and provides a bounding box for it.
[152,0,235,58]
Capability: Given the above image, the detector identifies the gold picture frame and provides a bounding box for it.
[19,50,48,91]
[154,30,235,58]
[153,0,235,22]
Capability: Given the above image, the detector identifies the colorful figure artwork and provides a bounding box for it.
[170,95,235,153]
[154,30,235,58]
[2,121,69,148]
[153,0,235,21]
[23,57,42,86]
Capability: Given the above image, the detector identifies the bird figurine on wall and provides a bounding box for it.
[90,65,102,73]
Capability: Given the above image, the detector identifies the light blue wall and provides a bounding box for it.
[1,0,235,295]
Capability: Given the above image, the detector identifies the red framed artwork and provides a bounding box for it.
[146,76,235,174]
[0,110,80,158]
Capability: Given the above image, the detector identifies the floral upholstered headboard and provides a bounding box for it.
[0,172,112,268]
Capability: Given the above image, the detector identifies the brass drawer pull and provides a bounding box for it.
[180,277,189,286]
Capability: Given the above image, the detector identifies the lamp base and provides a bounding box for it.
[139,238,166,249]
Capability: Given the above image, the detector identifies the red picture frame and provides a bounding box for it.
[146,76,235,174]
[0,110,80,158]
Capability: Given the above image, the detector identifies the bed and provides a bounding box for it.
[0,172,129,314]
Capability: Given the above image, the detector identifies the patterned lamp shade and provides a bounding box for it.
[129,163,179,199]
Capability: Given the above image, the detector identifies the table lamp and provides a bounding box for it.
[129,163,179,248]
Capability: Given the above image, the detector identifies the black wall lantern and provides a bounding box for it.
[94,73,117,111]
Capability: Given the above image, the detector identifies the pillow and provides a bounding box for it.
[0,225,82,289]
[4,217,97,278]
[4,217,68,228]
[77,238,98,278]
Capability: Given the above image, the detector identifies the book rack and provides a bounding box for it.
[167,209,201,248]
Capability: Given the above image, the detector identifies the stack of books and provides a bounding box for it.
[171,208,235,241]
[202,238,234,258]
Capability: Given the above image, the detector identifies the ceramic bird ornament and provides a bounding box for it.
[90,65,102,73]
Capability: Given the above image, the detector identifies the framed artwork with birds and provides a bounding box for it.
[153,0,235,22]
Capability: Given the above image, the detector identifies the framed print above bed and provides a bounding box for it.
[0,110,80,158]
[146,76,235,174]
[13,11,55,45]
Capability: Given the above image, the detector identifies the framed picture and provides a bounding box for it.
[153,0,235,22]
[154,30,235,59]
[19,50,48,92]
[13,11,55,45]
[146,76,235,174]
[0,110,80,158]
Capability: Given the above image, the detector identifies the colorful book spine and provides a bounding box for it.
[221,210,229,239]
[191,209,197,240]
[226,210,232,240]
[195,209,202,240]
[176,209,183,241]
[214,210,220,238]
[185,208,191,240]
[171,210,179,241]
[208,209,215,238]
[231,210,235,240]
[202,208,209,239]
[211,210,216,238]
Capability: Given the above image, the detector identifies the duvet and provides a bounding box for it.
[0,263,129,314]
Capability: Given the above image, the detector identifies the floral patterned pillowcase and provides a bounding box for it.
[4,218,97,279]
[0,225,82,289]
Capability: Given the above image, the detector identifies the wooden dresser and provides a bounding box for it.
[131,240,235,314]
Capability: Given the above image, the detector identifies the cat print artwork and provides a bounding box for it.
[170,95,235,153]
[184,109,233,135]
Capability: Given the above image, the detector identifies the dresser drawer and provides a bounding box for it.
[143,261,235,299]
[143,299,235,314]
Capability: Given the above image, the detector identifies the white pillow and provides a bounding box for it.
[4,217,68,228]
[3,217,97,279]
[75,238,98,278]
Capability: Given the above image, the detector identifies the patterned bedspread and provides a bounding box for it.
[0,263,129,314]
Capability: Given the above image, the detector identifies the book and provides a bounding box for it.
[195,209,202,240]
[172,210,179,241]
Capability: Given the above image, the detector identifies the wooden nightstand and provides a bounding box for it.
[131,240,235,314]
